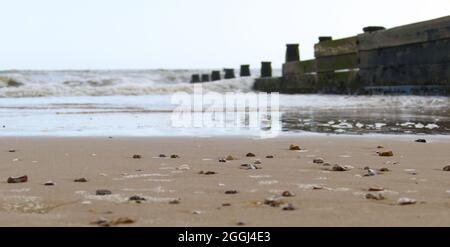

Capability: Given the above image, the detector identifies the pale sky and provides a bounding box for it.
[0,0,449,70]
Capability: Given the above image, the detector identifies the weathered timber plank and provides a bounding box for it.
[358,63,450,86]
[358,15,450,50]
[316,53,358,73]
[314,36,358,57]
[358,39,450,68]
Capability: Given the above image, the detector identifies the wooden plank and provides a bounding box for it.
[314,37,357,57]
[358,39,450,69]
[358,63,450,86]
[358,15,450,50]
[316,53,358,73]
[282,60,317,76]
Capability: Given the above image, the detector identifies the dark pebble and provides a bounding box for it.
[225,190,238,195]
[74,177,88,183]
[7,175,28,184]
[265,155,274,159]
[159,154,166,158]
[246,153,256,157]
[96,189,112,196]
[170,154,180,159]
[443,165,450,171]
[415,139,427,143]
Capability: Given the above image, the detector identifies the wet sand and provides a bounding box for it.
[1,136,450,226]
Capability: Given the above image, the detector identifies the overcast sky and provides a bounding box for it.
[0,0,449,70]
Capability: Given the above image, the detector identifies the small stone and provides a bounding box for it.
[90,218,110,227]
[254,160,262,165]
[365,193,385,200]
[379,168,390,172]
[44,181,55,186]
[378,151,394,157]
[169,199,180,204]
[364,169,376,177]
[313,185,324,190]
[222,203,231,207]
[218,158,227,163]
[397,197,417,205]
[236,221,246,226]
[226,155,235,161]
[96,189,112,196]
[74,177,88,183]
[332,164,351,172]
[415,139,427,143]
[7,175,28,184]
[132,154,142,159]
[289,144,301,151]
[266,155,274,159]
[170,154,180,159]
[246,153,256,157]
[264,196,284,207]
[377,146,384,149]
[110,217,136,226]
[322,163,331,167]
[240,164,262,170]
[225,190,238,195]
[281,191,295,197]
[192,210,202,215]
[443,165,450,171]
[129,195,146,202]
[159,154,166,158]
[199,171,216,175]
[8,149,16,153]
[369,187,385,192]
[282,203,296,211]
[313,158,324,164]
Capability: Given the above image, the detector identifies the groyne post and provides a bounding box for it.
[224,69,236,79]
[240,65,251,77]
[201,74,210,82]
[211,71,221,81]
[191,74,201,83]
[260,62,272,78]
[286,44,300,62]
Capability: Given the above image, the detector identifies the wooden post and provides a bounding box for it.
[240,65,251,77]
[191,74,200,83]
[211,71,221,81]
[223,69,236,79]
[318,36,333,42]
[260,62,272,78]
[286,44,300,62]
[201,74,210,82]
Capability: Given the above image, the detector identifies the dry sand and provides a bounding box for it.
[0,135,450,226]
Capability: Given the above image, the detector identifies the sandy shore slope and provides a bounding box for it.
[0,136,449,226]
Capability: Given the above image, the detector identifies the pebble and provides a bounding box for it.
[8,149,16,153]
[236,221,246,226]
[129,195,146,203]
[226,155,235,161]
[313,158,324,164]
[332,164,351,172]
[443,165,450,171]
[225,190,238,195]
[169,199,180,204]
[74,177,88,183]
[322,163,331,167]
[170,154,180,159]
[415,139,427,143]
[132,154,142,159]
[218,158,227,163]
[254,160,262,165]
[364,169,377,177]
[159,154,166,158]
[246,153,256,157]
[281,203,296,211]
[365,193,385,200]
[90,218,111,227]
[281,191,295,197]
[222,203,231,207]
[96,189,112,196]
[378,151,394,157]
[240,164,262,170]
[397,197,417,205]
[264,196,284,207]
[266,155,274,159]
[192,210,202,215]
[313,185,324,190]
[44,181,55,186]
[369,187,385,192]
[199,171,216,175]
[379,168,390,172]
[289,144,301,151]
[7,175,28,184]
[377,146,384,149]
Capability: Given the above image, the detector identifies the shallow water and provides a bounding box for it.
[0,70,449,136]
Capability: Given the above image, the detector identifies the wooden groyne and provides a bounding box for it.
[254,15,450,95]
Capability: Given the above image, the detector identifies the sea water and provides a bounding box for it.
[0,70,449,136]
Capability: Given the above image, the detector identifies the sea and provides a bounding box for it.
[1,70,449,137]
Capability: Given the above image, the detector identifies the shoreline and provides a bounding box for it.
[1,135,449,226]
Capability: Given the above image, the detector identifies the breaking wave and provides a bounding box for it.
[0,70,255,97]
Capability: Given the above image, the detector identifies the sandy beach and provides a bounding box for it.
[1,135,449,227]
